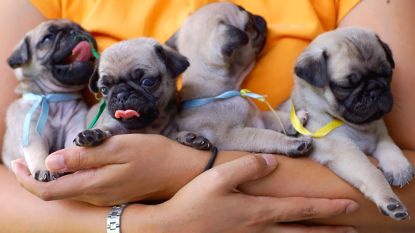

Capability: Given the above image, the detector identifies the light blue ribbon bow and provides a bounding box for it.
[22,92,82,147]
[181,89,267,109]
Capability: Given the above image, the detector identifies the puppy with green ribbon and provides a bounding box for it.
[167,2,312,156]
[288,27,412,220]
[73,38,189,147]
[2,20,97,182]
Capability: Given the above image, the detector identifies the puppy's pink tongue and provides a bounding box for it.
[115,110,140,119]
[68,41,92,63]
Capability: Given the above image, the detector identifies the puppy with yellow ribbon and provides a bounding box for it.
[289,27,413,220]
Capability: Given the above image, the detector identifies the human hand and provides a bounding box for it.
[156,154,359,233]
[11,134,208,205]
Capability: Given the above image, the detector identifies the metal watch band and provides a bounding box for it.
[107,204,129,233]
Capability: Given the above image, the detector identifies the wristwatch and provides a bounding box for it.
[107,204,129,233]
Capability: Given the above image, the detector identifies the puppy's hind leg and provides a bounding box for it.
[175,131,212,150]
[218,127,312,156]
[313,139,409,221]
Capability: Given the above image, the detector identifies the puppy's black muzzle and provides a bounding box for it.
[44,27,97,86]
[342,83,393,124]
[107,82,159,130]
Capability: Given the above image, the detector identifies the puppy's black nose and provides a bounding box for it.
[116,92,129,102]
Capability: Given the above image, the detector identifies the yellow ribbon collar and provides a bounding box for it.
[290,101,344,138]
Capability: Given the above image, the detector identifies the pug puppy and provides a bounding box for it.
[290,27,413,220]
[2,19,97,181]
[167,2,311,155]
[73,38,189,147]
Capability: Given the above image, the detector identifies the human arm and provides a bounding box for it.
[6,152,359,233]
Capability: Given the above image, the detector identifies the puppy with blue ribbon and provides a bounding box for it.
[167,3,312,156]
[2,20,97,182]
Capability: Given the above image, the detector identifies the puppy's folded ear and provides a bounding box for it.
[8,37,31,68]
[294,48,328,88]
[221,24,249,57]
[155,45,189,78]
[88,60,100,93]
[165,29,179,51]
[376,35,395,69]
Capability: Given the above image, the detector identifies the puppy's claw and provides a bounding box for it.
[286,137,312,157]
[176,132,212,150]
[378,198,409,221]
[74,129,108,147]
[379,165,414,187]
[34,170,60,182]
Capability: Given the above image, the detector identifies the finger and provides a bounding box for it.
[255,196,359,222]
[12,159,94,200]
[205,154,278,190]
[46,140,124,172]
[267,224,357,233]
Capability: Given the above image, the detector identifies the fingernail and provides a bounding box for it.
[46,154,65,171]
[10,160,18,173]
[345,201,360,214]
[345,227,358,233]
[261,154,277,168]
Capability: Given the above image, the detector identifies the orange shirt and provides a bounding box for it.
[31,0,360,108]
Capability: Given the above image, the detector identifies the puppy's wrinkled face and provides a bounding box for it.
[90,38,189,130]
[167,2,267,78]
[8,19,97,89]
[295,27,395,124]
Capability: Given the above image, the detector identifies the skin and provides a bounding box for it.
[1,0,414,232]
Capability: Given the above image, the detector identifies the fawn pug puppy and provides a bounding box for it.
[2,19,96,181]
[290,27,413,220]
[167,2,311,155]
[74,38,189,146]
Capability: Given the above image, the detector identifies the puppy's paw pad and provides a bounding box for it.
[34,170,60,182]
[287,137,312,157]
[286,110,308,136]
[378,198,409,221]
[74,129,107,147]
[297,110,309,125]
[177,132,212,150]
[380,165,414,187]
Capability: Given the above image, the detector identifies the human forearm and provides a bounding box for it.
[0,165,109,233]
[235,150,415,232]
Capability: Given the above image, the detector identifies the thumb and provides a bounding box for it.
[46,143,122,172]
[209,154,278,190]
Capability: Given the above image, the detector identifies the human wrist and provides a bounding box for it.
[121,204,164,233]
[161,141,211,197]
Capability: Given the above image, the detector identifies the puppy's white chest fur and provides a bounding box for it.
[2,98,87,169]
[342,124,378,154]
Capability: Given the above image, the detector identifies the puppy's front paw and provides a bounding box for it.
[74,129,109,147]
[34,170,61,182]
[378,197,409,221]
[176,132,212,150]
[379,165,414,188]
[286,136,312,157]
[287,110,308,136]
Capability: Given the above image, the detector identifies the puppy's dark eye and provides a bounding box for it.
[100,87,109,95]
[141,78,156,87]
[347,73,362,85]
[40,34,55,45]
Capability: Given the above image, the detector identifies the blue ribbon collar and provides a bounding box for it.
[22,92,82,147]
[181,89,267,109]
